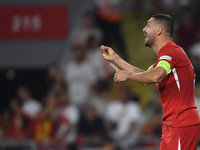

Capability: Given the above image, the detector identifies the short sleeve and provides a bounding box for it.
[157,46,177,69]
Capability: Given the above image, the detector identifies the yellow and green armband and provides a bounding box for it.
[156,60,171,75]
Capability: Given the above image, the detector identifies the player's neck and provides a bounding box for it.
[152,37,172,54]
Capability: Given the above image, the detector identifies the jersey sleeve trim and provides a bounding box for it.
[156,60,171,75]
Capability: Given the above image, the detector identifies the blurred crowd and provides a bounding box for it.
[1,0,200,150]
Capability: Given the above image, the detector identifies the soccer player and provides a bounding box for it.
[100,14,200,150]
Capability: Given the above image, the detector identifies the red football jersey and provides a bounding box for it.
[153,42,200,127]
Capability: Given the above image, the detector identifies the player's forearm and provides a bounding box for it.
[127,70,163,84]
[114,54,144,73]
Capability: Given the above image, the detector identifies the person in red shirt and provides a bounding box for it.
[100,14,200,150]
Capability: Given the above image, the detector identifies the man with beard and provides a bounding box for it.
[100,14,200,150]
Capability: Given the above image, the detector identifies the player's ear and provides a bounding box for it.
[156,26,162,36]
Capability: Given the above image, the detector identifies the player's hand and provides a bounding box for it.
[110,63,129,83]
[100,45,116,62]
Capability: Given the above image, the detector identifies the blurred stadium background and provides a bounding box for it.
[0,0,200,150]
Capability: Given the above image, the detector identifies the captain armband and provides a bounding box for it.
[156,60,171,75]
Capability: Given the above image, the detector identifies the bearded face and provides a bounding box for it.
[143,18,157,48]
[144,30,156,47]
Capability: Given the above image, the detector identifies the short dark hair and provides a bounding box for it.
[152,14,174,38]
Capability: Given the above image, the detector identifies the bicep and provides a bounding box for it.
[141,66,167,84]
[148,60,171,82]
[152,66,167,82]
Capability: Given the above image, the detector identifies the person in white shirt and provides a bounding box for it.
[105,86,144,149]
[17,86,42,119]
[87,35,113,81]
[64,44,97,106]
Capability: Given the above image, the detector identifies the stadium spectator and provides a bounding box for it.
[45,81,67,106]
[72,11,103,46]
[90,81,112,117]
[105,85,143,149]
[7,99,32,141]
[34,98,56,143]
[55,90,79,150]
[118,82,140,103]
[64,43,97,107]
[0,110,10,140]
[146,87,162,118]
[87,35,113,81]
[94,0,128,60]
[47,64,64,88]
[78,105,106,148]
[7,115,26,141]
[174,8,199,53]
[136,110,162,148]
[17,86,42,119]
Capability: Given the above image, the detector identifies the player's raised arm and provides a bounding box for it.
[110,63,166,85]
[100,45,145,73]
[128,66,166,84]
